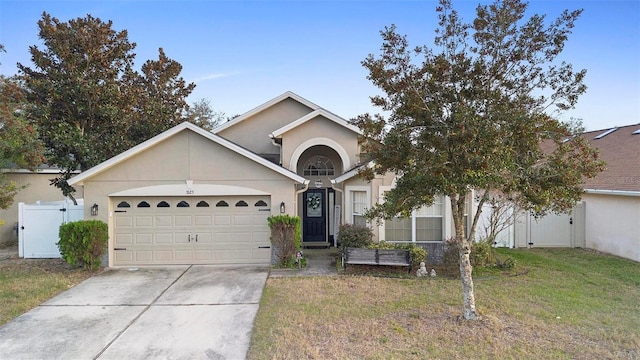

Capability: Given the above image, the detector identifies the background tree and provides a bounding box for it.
[125,48,195,143]
[0,45,45,215]
[184,98,227,131]
[18,13,196,200]
[355,0,604,320]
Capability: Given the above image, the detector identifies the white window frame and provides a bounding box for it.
[344,186,370,226]
[378,186,445,242]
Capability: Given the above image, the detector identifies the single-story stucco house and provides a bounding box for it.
[4,93,637,265]
[60,92,470,267]
[574,124,640,262]
[480,123,640,263]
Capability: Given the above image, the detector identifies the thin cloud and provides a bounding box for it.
[191,72,237,84]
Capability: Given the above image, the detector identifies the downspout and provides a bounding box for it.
[269,134,282,166]
[295,180,311,216]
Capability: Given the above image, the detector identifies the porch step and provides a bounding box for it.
[302,241,331,249]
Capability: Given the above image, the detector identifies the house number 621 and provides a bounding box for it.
[186,189,194,195]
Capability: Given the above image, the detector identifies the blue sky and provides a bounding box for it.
[1,0,638,131]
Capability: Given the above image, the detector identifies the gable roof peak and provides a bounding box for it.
[213,91,321,134]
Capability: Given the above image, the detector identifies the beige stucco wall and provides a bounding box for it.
[279,115,361,172]
[77,129,302,265]
[0,172,83,246]
[216,98,314,156]
[583,193,640,262]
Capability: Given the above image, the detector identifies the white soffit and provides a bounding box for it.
[110,183,270,197]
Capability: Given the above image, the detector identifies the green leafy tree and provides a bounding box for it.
[184,98,227,131]
[125,48,195,142]
[355,0,604,320]
[0,45,45,215]
[18,13,196,201]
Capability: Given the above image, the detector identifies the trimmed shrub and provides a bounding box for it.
[267,215,301,267]
[367,241,427,269]
[470,240,496,268]
[58,220,107,271]
[338,223,373,248]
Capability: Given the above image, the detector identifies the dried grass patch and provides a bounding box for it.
[249,249,640,360]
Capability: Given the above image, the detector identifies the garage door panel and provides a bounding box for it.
[174,250,192,261]
[136,216,153,226]
[135,233,153,244]
[112,196,271,266]
[194,215,212,226]
[193,250,213,260]
[193,233,212,244]
[214,216,231,225]
[155,251,173,262]
[116,216,133,227]
[156,233,173,244]
[135,251,154,262]
[114,250,134,262]
[155,215,173,226]
[175,215,192,226]
[115,233,133,245]
[234,215,252,225]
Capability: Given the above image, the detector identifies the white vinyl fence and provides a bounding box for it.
[18,199,84,258]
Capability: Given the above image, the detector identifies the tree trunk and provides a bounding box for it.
[451,195,480,320]
[458,235,480,320]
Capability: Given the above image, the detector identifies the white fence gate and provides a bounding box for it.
[18,199,84,258]
[476,202,585,248]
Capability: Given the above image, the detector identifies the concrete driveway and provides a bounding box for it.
[0,265,268,360]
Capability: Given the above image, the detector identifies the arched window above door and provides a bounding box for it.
[303,155,335,176]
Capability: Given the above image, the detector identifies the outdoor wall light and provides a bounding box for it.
[280,201,286,213]
[91,203,99,216]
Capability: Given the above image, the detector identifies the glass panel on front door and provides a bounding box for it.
[306,192,323,217]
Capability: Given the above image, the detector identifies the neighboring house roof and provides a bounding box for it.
[577,123,640,193]
[270,108,362,138]
[69,122,307,186]
[212,91,321,134]
[1,163,78,174]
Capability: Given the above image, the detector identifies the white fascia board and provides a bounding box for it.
[584,189,640,197]
[271,108,362,138]
[69,122,307,186]
[331,161,375,184]
[212,91,321,134]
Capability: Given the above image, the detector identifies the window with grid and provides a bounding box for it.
[303,156,335,176]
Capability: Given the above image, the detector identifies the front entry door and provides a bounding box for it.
[303,189,326,243]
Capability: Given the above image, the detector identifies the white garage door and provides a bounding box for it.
[112,196,271,266]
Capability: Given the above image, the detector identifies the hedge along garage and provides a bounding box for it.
[112,195,272,266]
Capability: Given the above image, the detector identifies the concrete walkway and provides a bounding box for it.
[0,265,268,360]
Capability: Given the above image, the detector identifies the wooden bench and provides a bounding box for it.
[342,247,412,273]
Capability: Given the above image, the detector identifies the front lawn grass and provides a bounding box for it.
[0,259,92,325]
[248,248,640,359]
